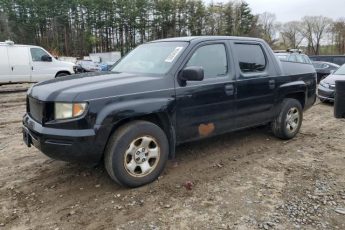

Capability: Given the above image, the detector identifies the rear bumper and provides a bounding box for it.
[22,113,107,164]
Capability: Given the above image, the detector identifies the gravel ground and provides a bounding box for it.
[0,84,344,230]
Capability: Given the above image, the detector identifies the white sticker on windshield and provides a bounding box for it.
[165,47,183,63]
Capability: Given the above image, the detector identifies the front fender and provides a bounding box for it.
[95,97,175,126]
[94,97,176,159]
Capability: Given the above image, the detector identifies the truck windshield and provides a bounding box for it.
[111,42,188,74]
[334,64,345,75]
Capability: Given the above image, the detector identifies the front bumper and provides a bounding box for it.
[22,113,107,164]
[317,85,335,102]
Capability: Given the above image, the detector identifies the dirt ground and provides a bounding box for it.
[0,84,345,230]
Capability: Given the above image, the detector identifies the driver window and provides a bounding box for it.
[186,44,227,78]
[30,48,50,62]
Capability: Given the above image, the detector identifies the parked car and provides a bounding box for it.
[309,55,345,66]
[75,60,111,73]
[0,40,75,84]
[318,63,345,102]
[275,50,312,64]
[75,60,100,72]
[312,61,340,83]
[23,36,317,187]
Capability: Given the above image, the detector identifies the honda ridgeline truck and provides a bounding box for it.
[23,36,317,187]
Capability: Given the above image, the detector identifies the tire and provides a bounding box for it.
[271,98,303,140]
[104,121,169,188]
[55,72,69,78]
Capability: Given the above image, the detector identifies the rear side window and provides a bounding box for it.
[234,44,266,73]
[186,44,227,77]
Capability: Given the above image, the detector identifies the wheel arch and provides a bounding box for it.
[285,92,306,108]
[55,71,71,78]
[278,81,307,109]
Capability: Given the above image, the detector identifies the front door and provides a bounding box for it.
[231,42,276,128]
[30,47,56,82]
[175,42,236,143]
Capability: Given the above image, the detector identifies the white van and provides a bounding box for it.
[0,40,76,84]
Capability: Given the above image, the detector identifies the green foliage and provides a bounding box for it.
[0,0,258,56]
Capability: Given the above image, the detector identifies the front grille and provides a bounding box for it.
[28,97,44,123]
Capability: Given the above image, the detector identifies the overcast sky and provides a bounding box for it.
[205,0,345,22]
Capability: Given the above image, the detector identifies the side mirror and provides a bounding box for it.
[178,66,204,86]
[41,55,52,62]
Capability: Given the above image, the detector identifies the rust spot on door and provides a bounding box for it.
[198,123,215,137]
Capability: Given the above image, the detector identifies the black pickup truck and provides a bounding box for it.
[23,36,316,187]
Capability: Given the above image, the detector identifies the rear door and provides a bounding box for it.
[30,47,56,82]
[0,46,11,83]
[7,46,31,82]
[175,41,237,143]
[231,42,276,128]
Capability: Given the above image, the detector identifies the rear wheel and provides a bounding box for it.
[271,98,303,140]
[104,121,169,187]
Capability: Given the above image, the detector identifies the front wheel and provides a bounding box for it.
[104,121,169,187]
[55,72,69,78]
[271,99,303,140]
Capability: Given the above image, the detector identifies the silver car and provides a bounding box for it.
[318,64,345,102]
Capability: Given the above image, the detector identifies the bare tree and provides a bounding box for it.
[301,16,333,55]
[258,12,279,46]
[280,21,304,49]
[331,18,345,54]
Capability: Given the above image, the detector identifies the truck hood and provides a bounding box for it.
[28,72,166,101]
[322,74,345,85]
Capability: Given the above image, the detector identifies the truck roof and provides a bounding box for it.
[152,36,265,43]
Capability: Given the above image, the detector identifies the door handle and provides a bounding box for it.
[11,67,14,71]
[225,84,235,96]
[269,79,275,89]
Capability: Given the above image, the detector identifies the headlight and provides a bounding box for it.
[55,102,87,120]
